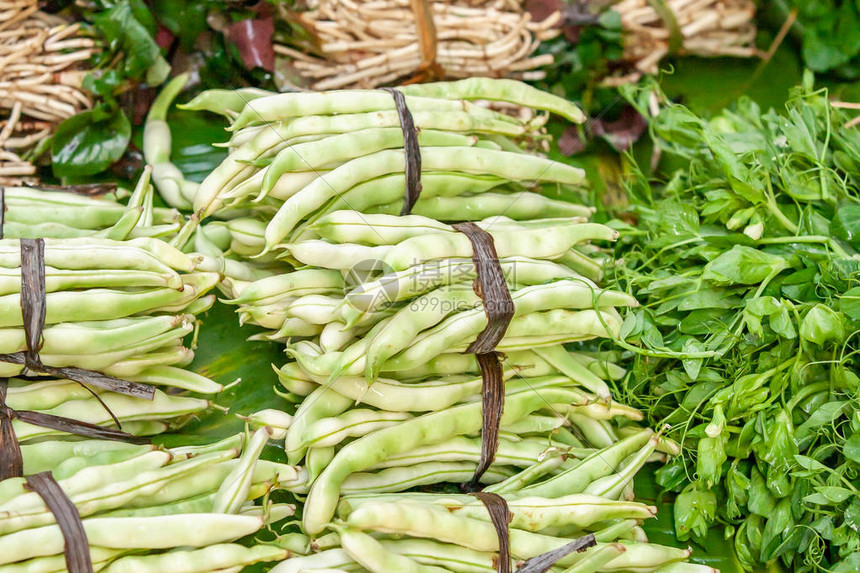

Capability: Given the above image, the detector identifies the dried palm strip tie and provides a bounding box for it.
[516,533,597,573]
[451,222,514,485]
[24,472,93,573]
[275,0,560,90]
[471,492,513,573]
[2,238,156,400]
[605,0,758,86]
[0,0,96,184]
[380,88,422,215]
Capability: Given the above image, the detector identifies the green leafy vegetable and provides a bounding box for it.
[608,77,860,571]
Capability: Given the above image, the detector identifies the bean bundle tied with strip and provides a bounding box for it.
[165,78,711,572]
[0,426,302,572]
[0,172,229,446]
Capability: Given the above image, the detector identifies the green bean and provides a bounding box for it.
[307,446,337,483]
[227,270,344,305]
[583,437,659,500]
[341,462,512,494]
[0,514,265,564]
[180,88,274,116]
[261,128,480,197]
[320,321,355,352]
[263,148,585,250]
[239,409,293,440]
[0,266,183,295]
[288,295,343,325]
[360,284,480,380]
[519,429,653,498]
[368,191,595,222]
[337,527,451,573]
[502,414,566,435]
[302,386,579,534]
[102,543,289,573]
[397,78,586,123]
[230,90,513,129]
[224,170,326,205]
[534,345,611,401]
[567,414,617,449]
[286,385,354,465]
[558,249,604,282]
[145,74,197,210]
[214,427,274,513]
[485,449,569,495]
[303,409,412,449]
[282,371,532,413]
[0,239,190,275]
[565,402,643,421]
[381,224,615,271]
[125,365,222,394]
[0,548,122,573]
[269,549,356,573]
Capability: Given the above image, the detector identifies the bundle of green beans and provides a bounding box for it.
[2,171,181,242]
[177,78,590,253]
[0,424,302,572]
[0,235,218,381]
[0,174,228,441]
[266,430,710,573]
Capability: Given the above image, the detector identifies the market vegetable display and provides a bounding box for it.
[162,77,710,572]
[606,76,860,571]
[0,427,299,571]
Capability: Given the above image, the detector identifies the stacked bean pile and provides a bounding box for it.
[0,426,303,573]
[0,179,221,440]
[179,79,707,572]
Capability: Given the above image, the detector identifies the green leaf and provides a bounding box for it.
[814,486,854,504]
[93,0,169,82]
[769,307,796,339]
[845,432,860,464]
[839,287,860,320]
[799,304,846,346]
[703,246,788,285]
[793,455,828,472]
[674,485,717,541]
[831,204,860,249]
[681,337,704,381]
[51,107,131,178]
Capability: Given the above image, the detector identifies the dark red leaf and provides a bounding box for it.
[558,125,587,156]
[225,17,275,72]
[593,106,648,152]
